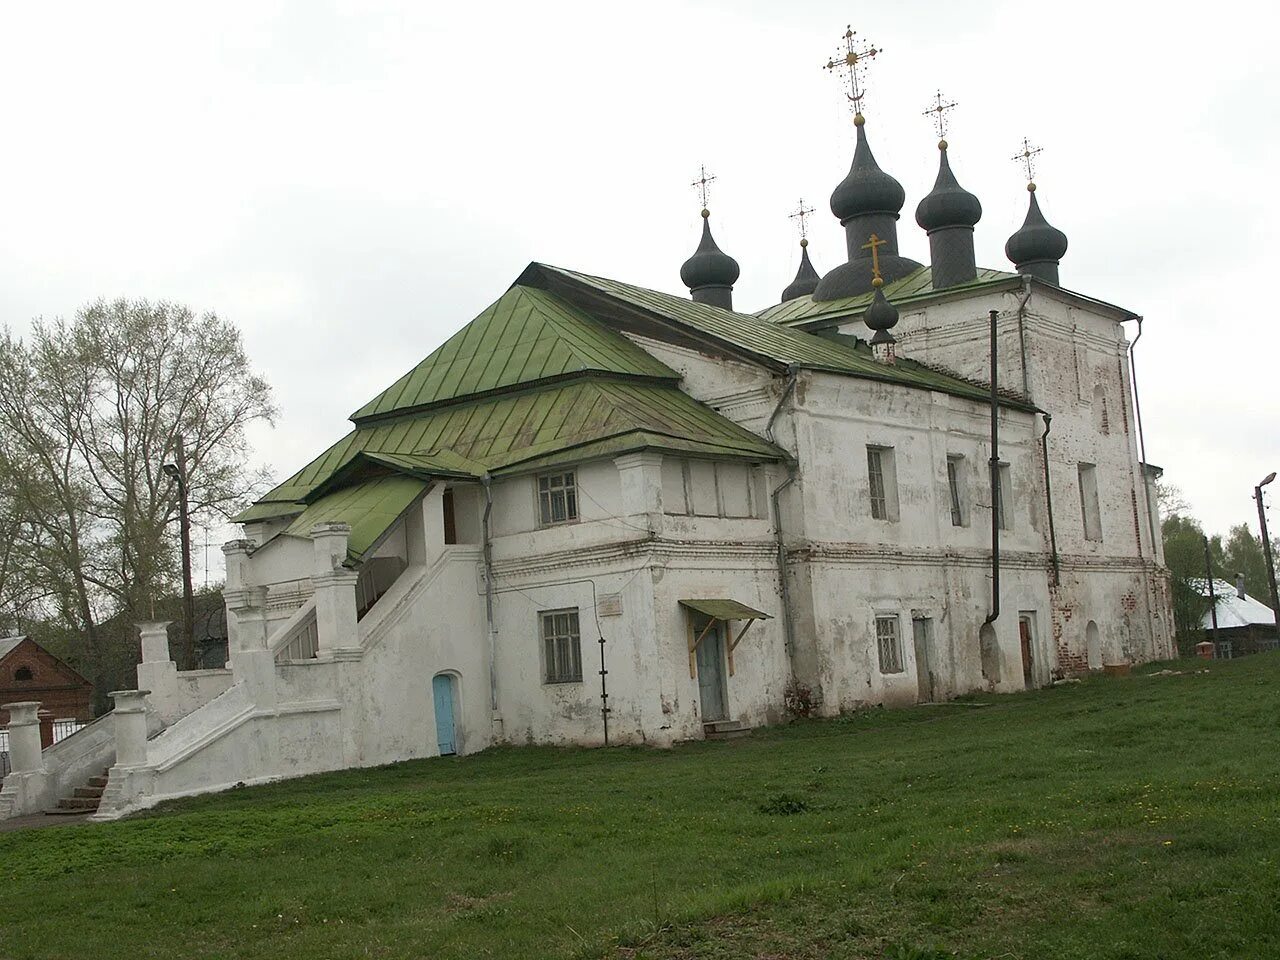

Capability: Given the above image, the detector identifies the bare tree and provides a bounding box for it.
[0,299,274,693]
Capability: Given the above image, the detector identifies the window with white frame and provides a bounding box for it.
[537,472,578,525]
[867,446,898,521]
[875,614,904,673]
[1078,462,1103,542]
[946,455,966,527]
[540,608,582,683]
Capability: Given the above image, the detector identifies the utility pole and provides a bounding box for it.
[1204,535,1220,654]
[164,437,196,667]
[1256,472,1280,636]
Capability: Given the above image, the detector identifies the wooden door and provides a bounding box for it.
[1019,618,1034,689]
[432,674,457,756]
[696,624,728,722]
[912,618,934,703]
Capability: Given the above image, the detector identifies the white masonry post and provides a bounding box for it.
[2,702,45,775]
[135,621,182,725]
[108,690,152,767]
[312,522,360,656]
[614,451,665,534]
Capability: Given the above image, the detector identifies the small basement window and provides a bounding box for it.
[537,472,578,525]
[14,666,33,682]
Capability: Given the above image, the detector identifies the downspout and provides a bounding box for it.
[1016,274,1033,400]
[1041,413,1060,586]
[985,309,1001,626]
[767,366,800,657]
[1128,316,1157,555]
[481,474,499,716]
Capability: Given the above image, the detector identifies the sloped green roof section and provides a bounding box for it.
[351,285,678,423]
[532,265,1034,411]
[755,266,1018,326]
[284,475,429,563]
[244,379,785,517]
[234,501,306,523]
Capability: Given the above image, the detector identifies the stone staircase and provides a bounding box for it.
[46,769,109,816]
[703,719,750,741]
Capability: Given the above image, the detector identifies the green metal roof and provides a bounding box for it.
[530,265,1034,411]
[238,378,785,523]
[284,475,430,564]
[352,285,678,423]
[755,266,1018,327]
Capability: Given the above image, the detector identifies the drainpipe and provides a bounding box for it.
[1015,275,1033,400]
[767,367,800,657]
[481,474,499,715]
[985,310,1001,626]
[1128,316,1157,555]
[1041,413,1060,587]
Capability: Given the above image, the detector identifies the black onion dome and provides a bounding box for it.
[863,285,899,331]
[830,120,907,222]
[915,142,982,231]
[1005,187,1068,266]
[680,211,740,291]
[781,242,820,302]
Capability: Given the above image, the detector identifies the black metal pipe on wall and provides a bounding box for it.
[1041,414,1060,587]
[985,309,1001,626]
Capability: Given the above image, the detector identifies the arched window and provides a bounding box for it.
[14,666,33,682]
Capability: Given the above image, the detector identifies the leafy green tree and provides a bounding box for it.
[1220,524,1275,610]
[0,299,274,703]
[1161,513,1222,654]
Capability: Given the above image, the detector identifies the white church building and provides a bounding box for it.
[0,105,1173,821]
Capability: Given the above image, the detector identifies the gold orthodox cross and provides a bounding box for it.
[1012,137,1043,185]
[923,89,957,141]
[789,199,815,241]
[823,26,880,118]
[691,164,716,212]
[862,233,886,285]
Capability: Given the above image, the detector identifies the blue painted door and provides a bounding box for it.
[432,674,456,756]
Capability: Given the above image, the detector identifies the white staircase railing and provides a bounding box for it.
[271,596,319,662]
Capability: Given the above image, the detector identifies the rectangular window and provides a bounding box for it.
[540,608,583,683]
[875,615,904,673]
[946,455,965,527]
[867,446,898,521]
[1078,463,1103,541]
[995,462,1013,531]
[537,472,578,525]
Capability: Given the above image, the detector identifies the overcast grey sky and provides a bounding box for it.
[2,1,1276,580]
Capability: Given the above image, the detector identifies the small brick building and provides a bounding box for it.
[0,637,95,725]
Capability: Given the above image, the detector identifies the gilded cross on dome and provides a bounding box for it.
[789,199,815,241]
[861,233,887,286]
[823,26,880,121]
[923,89,958,142]
[691,164,716,213]
[1012,137,1044,186]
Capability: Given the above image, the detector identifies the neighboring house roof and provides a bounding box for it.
[1193,579,1277,629]
[0,636,25,661]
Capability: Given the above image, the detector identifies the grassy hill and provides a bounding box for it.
[2,654,1278,960]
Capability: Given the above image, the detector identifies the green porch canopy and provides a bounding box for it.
[284,474,430,564]
[679,599,772,621]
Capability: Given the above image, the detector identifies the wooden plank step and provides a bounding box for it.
[73,786,105,799]
[87,776,109,789]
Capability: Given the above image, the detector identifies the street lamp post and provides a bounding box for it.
[163,436,195,667]
[1256,472,1280,636]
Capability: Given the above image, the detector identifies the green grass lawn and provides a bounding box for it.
[2,655,1278,960]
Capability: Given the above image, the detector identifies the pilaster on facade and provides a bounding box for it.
[614,451,665,534]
